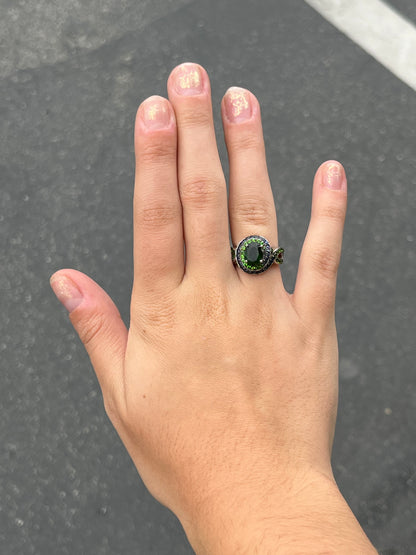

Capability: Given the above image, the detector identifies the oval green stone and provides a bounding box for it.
[245,242,264,268]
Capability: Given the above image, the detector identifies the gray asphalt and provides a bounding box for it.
[1,0,415,553]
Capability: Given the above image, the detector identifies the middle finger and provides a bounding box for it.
[167,63,230,280]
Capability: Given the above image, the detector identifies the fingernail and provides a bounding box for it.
[50,274,84,313]
[224,87,252,123]
[322,162,346,190]
[140,97,172,130]
[172,63,204,96]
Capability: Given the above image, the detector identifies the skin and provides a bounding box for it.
[50,63,377,554]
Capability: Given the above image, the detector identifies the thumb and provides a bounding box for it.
[50,269,128,407]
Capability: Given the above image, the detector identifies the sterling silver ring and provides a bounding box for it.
[231,235,284,274]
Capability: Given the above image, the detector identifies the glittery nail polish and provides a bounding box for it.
[323,162,346,190]
[50,275,84,313]
[141,97,171,130]
[224,87,252,123]
[173,63,204,96]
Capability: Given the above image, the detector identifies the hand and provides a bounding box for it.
[50,63,376,554]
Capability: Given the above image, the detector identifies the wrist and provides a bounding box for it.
[179,470,377,555]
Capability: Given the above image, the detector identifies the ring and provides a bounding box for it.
[231,235,284,274]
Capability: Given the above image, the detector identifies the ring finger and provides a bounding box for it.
[221,87,282,285]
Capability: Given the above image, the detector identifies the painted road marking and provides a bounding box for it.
[304,0,416,91]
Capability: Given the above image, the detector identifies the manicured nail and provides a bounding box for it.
[50,274,84,313]
[224,87,252,123]
[140,97,172,130]
[322,162,346,190]
[172,63,204,96]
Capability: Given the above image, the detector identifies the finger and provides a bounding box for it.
[221,87,282,285]
[50,269,128,417]
[133,96,184,292]
[167,63,230,279]
[293,161,347,321]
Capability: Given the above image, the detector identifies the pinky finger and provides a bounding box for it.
[293,161,347,322]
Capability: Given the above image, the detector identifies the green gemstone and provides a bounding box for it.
[243,241,264,270]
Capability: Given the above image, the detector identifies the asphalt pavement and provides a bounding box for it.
[1,0,415,553]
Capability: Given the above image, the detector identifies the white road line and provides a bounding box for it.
[304,0,416,91]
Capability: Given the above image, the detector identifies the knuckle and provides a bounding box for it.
[132,295,177,338]
[227,131,263,153]
[138,139,176,165]
[180,175,223,207]
[139,204,180,229]
[75,311,108,350]
[233,198,274,227]
[137,259,175,286]
[319,203,346,225]
[310,244,340,280]
[179,108,212,129]
[195,227,224,248]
